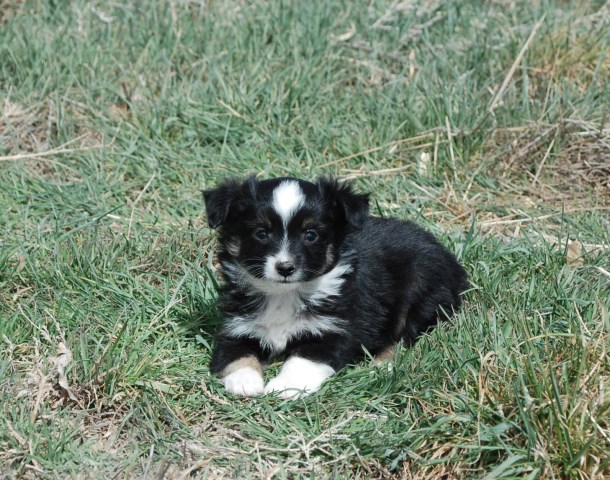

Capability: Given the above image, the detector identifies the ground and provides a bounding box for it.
[0,0,609,478]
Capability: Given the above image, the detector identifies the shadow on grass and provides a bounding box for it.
[176,286,222,354]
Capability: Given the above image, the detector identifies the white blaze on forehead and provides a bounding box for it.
[273,181,305,225]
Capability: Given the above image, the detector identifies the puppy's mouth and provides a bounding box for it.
[265,274,303,286]
[249,275,303,293]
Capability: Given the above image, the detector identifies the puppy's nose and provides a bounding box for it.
[275,261,296,278]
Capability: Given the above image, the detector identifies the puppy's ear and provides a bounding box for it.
[317,177,369,228]
[203,177,256,229]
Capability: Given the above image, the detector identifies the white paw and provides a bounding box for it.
[264,357,334,399]
[223,367,264,397]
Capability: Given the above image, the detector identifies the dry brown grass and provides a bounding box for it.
[0,98,103,185]
[0,0,25,26]
[1,100,52,154]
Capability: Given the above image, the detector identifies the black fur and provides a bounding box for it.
[203,176,467,390]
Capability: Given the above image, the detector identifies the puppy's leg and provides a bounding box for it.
[264,335,356,399]
[375,345,396,363]
[402,292,460,346]
[221,355,264,397]
[211,335,265,397]
[264,356,334,399]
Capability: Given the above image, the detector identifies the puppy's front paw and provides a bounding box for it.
[223,367,264,397]
[264,376,308,399]
[264,357,334,399]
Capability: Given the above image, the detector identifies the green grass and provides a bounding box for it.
[1,0,609,478]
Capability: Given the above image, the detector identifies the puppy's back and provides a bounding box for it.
[346,216,467,345]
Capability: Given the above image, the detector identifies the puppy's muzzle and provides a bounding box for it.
[275,261,296,278]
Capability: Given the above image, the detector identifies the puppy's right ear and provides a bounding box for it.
[203,178,247,229]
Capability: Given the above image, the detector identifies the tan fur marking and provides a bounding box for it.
[220,356,263,378]
[394,308,409,339]
[226,236,241,256]
[375,345,396,363]
[258,213,273,230]
[324,244,335,269]
[301,217,317,229]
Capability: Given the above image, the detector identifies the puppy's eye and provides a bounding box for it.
[303,229,318,243]
[254,228,270,241]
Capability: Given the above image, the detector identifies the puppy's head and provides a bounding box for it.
[203,176,369,288]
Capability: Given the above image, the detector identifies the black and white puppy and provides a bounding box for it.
[203,177,467,399]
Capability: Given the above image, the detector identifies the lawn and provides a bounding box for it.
[1,0,609,478]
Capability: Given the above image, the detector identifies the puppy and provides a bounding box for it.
[203,177,467,399]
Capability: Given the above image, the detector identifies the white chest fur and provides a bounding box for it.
[226,263,351,352]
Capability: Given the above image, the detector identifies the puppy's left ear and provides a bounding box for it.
[317,177,369,228]
[203,178,244,229]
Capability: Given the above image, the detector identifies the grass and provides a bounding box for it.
[1,0,609,478]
